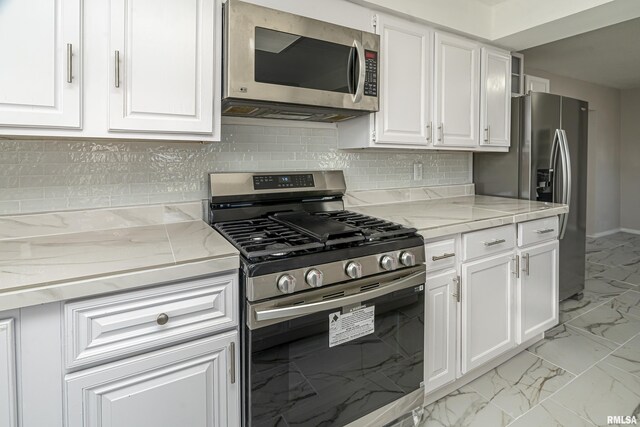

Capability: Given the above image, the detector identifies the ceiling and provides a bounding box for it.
[475,0,510,5]
[522,17,640,89]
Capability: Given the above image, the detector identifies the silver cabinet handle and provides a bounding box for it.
[452,275,461,302]
[438,123,444,142]
[484,125,491,143]
[114,50,120,88]
[513,255,520,278]
[426,122,432,142]
[432,252,455,261]
[536,228,555,234]
[523,253,530,276]
[484,239,506,247]
[229,342,236,384]
[66,43,73,83]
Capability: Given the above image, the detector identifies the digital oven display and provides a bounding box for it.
[253,174,315,190]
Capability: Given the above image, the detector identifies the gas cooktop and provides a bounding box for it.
[213,210,417,261]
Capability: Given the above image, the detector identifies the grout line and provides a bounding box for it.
[163,224,177,263]
[507,240,640,426]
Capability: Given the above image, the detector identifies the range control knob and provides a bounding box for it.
[306,269,324,288]
[277,274,296,294]
[400,251,417,267]
[345,262,363,279]
[380,255,398,271]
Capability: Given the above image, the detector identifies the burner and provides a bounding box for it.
[264,243,291,257]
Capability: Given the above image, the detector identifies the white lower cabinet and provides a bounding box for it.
[424,221,560,395]
[460,252,515,374]
[425,269,458,392]
[0,319,17,427]
[517,240,559,343]
[65,331,239,427]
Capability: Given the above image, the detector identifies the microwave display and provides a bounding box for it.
[255,27,359,95]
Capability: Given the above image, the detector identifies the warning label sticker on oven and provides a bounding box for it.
[328,305,375,348]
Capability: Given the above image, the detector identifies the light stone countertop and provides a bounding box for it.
[349,195,568,239]
[0,192,565,311]
[0,218,239,311]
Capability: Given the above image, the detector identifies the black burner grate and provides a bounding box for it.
[214,210,417,261]
[213,218,324,259]
[314,211,417,240]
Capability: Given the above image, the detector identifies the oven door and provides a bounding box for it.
[243,266,425,427]
[224,0,379,112]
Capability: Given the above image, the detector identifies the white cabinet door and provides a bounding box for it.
[375,14,432,146]
[65,331,239,427]
[425,270,457,392]
[0,0,81,128]
[480,47,511,147]
[517,240,559,343]
[433,32,480,148]
[0,319,17,427]
[461,253,515,373]
[525,75,550,94]
[109,0,218,134]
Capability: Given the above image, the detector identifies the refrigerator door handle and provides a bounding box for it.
[558,129,572,239]
[549,129,561,203]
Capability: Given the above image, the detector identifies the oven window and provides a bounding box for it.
[254,27,357,94]
[245,286,424,427]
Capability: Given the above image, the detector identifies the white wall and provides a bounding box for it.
[525,68,621,236]
[620,88,640,231]
[0,124,471,215]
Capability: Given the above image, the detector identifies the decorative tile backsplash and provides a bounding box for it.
[0,123,471,214]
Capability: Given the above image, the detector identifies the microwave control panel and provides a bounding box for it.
[364,50,378,97]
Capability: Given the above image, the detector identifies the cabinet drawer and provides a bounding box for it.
[425,239,457,272]
[462,225,516,261]
[64,273,237,369]
[518,217,559,247]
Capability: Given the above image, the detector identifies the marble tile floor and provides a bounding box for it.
[418,232,640,427]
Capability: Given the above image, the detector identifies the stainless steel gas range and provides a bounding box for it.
[209,171,426,427]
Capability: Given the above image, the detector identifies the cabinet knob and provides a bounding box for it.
[156,313,169,326]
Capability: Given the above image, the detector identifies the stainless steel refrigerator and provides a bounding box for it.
[474,92,588,301]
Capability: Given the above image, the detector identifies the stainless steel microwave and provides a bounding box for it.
[222,0,380,122]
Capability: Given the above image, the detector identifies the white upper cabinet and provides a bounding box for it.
[374,14,432,147]
[0,0,81,128]
[433,32,480,148]
[109,0,218,134]
[525,75,550,94]
[480,47,511,147]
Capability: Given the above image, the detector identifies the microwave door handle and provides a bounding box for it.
[253,270,425,324]
[353,39,365,103]
[346,47,355,95]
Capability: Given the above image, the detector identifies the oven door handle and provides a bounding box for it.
[253,271,425,323]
